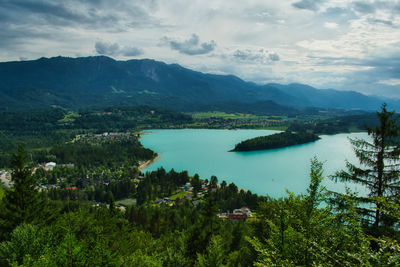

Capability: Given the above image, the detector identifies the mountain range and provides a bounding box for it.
[0,56,396,112]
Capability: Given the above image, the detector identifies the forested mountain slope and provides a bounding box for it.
[0,56,397,112]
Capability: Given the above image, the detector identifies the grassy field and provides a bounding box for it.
[116,198,137,206]
[170,190,188,200]
[58,112,80,123]
[191,112,297,121]
[191,111,270,120]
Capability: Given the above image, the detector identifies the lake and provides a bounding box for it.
[140,129,368,198]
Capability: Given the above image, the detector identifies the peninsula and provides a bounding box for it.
[231,130,320,152]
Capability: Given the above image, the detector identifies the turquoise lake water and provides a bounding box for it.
[140,129,369,198]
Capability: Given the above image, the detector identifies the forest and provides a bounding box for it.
[0,149,399,266]
[0,105,399,266]
[232,130,320,151]
[0,106,191,167]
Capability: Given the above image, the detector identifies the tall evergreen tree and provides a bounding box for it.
[332,104,400,228]
[0,146,43,238]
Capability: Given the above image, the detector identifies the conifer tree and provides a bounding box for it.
[332,104,400,228]
[0,146,43,238]
[107,190,115,214]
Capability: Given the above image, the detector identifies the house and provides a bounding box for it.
[183,182,193,191]
[66,186,77,190]
[44,162,56,171]
[217,212,228,219]
[118,206,126,212]
[153,197,172,205]
[239,206,252,217]
[227,207,252,221]
[153,199,163,205]
[59,163,75,168]
[229,212,248,220]
[184,195,193,201]
[0,170,12,188]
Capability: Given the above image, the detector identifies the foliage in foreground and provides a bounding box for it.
[331,104,400,236]
[0,152,399,266]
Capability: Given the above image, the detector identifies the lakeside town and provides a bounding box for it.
[1,158,254,222]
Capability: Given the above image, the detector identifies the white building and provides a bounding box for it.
[44,162,56,171]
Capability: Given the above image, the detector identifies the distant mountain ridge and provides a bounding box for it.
[0,56,396,112]
[266,83,386,110]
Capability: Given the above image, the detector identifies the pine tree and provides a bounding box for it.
[332,104,400,229]
[107,190,115,214]
[0,146,44,238]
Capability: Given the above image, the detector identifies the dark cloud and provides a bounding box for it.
[269,52,280,61]
[1,1,113,28]
[233,49,279,62]
[0,0,158,38]
[346,2,400,29]
[369,18,394,26]
[8,1,83,22]
[0,21,56,49]
[322,7,358,21]
[364,53,400,78]
[351,1,400,17]
[95,41,143,57]
[292,0,325,11]
[307,53,400,77]
[164,34,216,55]
[121,47,143,57]
[342,61,400,97]
[352,1,376,14]
[0,0,158,57]
[233,50,261,61]
[95,41,120,55]
[307,51,400,97]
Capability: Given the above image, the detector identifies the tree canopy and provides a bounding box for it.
[332,104,400,231]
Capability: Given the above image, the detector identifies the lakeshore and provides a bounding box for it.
[140,129,369,197]
[138,154,161,171]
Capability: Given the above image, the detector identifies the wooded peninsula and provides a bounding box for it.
[231,130,321,151]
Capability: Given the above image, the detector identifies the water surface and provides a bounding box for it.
[141,129,368,197]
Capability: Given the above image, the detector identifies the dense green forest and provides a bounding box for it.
[0,105,399,266]
[0,106,191,167]
[232,130,320,151]
[287,113,380,135]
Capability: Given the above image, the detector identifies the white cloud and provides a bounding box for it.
[324,22,338,29]
[378,79,400,86]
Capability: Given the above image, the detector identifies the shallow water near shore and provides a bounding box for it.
[140,129,368,198]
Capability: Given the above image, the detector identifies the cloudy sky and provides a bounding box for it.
[1,0,400,98]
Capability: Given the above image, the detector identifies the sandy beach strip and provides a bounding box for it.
[137,130,158,139]
[138,154,160,171]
